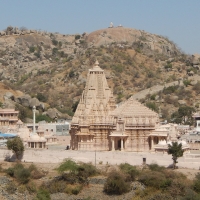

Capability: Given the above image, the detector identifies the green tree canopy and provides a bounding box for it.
[7,137,24,160]
[168,142,184,169]
[171,106,195,125]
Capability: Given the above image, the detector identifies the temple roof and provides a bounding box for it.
[111,96,158,117]
[72,61,115,121]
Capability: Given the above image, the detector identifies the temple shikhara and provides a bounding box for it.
[70,61,187,152]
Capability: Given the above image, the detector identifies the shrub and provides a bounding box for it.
[180,188,200,200]
[29,164,45,179]
[6,167,14,177]
[193,173,200,193]
[48,180,66,193]
[167,179,186,198]
[26,181,37,193]
[163,85,178,95]
[147,192,173,200]
[52,39,58,46]
[36,114,51,123]
[119,163,139,181]
[6,182,17,194]
[29,46,36,53]
[111,64,123,73]
[78,162,98,177]
[148,163,165,172]
[37,93,47,102]
[193,81,200,94]
[138,171,169,189]
[183,79,191,87]
[34,189,51,200]
[75,35,81,40]
[14,167,30,184]
[150,94,156,100]
[57,159,78,173]
[18,184,27,193]
[146,102,158,112]
[6,163,32,184]
[164,63,172,70]
[69,70,75,78]
[65,184,83,195]
[104,171,130,195]
[72,184,83,195]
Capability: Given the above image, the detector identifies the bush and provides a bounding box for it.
[104,171,130,195]
[138,171,170,189]
[119,163,139,181]
[29,164,45,179]
[72,185,83,195]
[163,85,178,95]
[34,189,51,200]
[193,81,200,94]
[193,173,200,193]
[180,188,200,200]
[147,192,173,200]
[75,35,81,40]
[44,180,66,194]
[36,114,51,123]
[29,46,36,53]
[65,184,83,195]
[52,39,58,46]
[14,167,30,184]
[37,93,47,102]
[69,70,75,78]
[6,163,35,184]
[6,182,17,194]
[167,179,186,198]
[183,79,191,87]
[146,102,158,112]
[26,181,37,193]
[57,159,78,173]
[78,163,98,177]
[148,163,165,172]
[18,184,27,193]
[6,167,14,177]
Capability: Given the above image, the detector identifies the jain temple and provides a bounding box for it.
[70,61,190,152]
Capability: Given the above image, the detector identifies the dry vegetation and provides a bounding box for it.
[0,160,200,199]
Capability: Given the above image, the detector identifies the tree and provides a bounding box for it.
[72,101,79,113]
[171,106,195,125]
[168,142,184,169]
[15,104,28,122]
[7,137,24,161]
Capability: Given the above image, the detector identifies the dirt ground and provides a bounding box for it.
[176,168,200,180]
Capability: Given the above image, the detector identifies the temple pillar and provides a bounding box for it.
[112,138,115,151]
[121,138,124,151]
[151,136,154,150]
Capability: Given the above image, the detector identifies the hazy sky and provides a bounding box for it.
[0,0,199,54]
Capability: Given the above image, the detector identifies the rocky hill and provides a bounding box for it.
[0,25,200,123]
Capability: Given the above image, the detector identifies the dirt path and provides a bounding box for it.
[132,74,200,100]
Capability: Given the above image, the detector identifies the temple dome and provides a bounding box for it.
[111,97,158,118]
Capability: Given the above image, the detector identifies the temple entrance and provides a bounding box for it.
[117,139,121,149]
[110,135,128,151]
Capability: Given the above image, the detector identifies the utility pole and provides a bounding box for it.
[95,149,96,167]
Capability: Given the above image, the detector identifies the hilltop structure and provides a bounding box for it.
[70,61,175,152]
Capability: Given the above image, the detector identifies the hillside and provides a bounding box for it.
[0,25,200,123]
